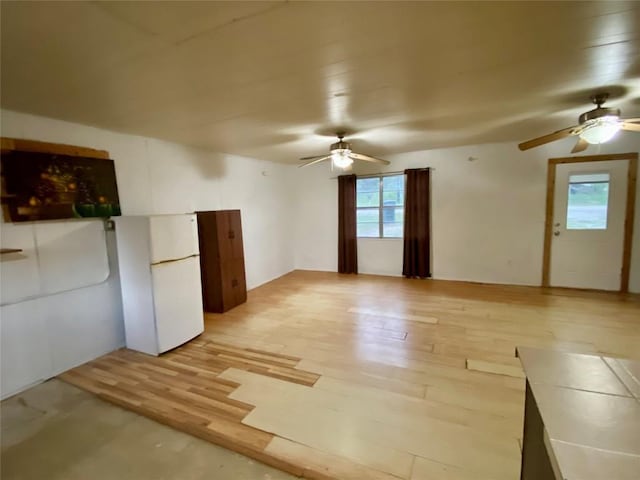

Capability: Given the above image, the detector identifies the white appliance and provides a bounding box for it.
[114,214,204,355]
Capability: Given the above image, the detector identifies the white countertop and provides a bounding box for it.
[517,347,640,480]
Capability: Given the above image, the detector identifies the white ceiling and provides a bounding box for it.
[1,1,639,163]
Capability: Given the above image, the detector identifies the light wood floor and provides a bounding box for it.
[60,271,640,480]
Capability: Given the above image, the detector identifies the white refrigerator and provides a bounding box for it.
[114,214,204,355]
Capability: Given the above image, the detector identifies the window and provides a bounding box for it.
[566,173,609,230]
[356,174,405,237]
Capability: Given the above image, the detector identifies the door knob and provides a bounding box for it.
[554,231,560,236]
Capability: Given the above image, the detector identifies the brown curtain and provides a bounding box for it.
[403,168,431,278]
[338,174,358,274]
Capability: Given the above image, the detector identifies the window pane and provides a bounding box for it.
[356,191,379,207]
[382,174,404,191]
[357,208,379,237]
[382,175,404,207]
[355,178,377,207]
[357,178,380,192]
[356,178,380,207]
[383,207,404,238]
[566,176,609,230]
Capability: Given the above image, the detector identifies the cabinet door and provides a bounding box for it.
[232,258,247,306]
[218,259,246,311]
[196,212,222,312]
[219,260,239,311]
[215,211,233,261]
[228,210,245,260]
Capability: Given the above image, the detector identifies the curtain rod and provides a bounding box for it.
[330,167,432,180]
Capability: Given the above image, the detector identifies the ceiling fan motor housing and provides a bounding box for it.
[578,107,620,124]
[330,139,351,152]
[579,107,621,124]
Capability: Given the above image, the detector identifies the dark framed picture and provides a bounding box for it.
[1,150,121,222]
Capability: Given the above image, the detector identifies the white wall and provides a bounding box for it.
[0,109,295,398]
[293,137,640,292]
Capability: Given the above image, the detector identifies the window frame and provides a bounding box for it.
[356,173,405,239]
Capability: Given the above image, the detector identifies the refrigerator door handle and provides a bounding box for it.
[151,253,200,267]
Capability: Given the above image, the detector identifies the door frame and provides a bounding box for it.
[542,152,638,292]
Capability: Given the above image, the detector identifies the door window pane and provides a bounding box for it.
[566,173,609,230]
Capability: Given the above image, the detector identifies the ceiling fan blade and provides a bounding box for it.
[299,154,328,161]
[621,122,640,132]
[349,152,390,165]
[518,126,578,151]
[622,118,640,123]
[298,155,331,168]
[571,137,589,153]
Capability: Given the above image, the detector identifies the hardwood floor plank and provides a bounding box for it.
[426,382,524,418]
[296,358,427,399]
[205,417,273,451]
[348,307,439,324]
[243,403,415,479]
[266,436,403,480]
[186,386,255,411]
[411,455,499,480]
[204,341,300,367]
[244,347,301,362]
[465,359,525,379]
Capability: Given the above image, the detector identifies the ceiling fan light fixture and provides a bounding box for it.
[331,148,353,168]
[579,116,621,145]
[298,133,389,168]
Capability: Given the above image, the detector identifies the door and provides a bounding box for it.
[151,256,204,353]
[149,214,199,264]
[549,159,628,290]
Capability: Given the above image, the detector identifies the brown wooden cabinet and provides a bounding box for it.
[196,210,247,313]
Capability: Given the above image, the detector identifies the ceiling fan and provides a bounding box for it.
[518,93,640,153]
[299,133,390,169]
